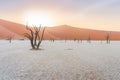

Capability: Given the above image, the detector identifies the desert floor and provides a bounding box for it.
[0,40,120,80]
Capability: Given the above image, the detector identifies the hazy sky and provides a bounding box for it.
[0,0,120,31]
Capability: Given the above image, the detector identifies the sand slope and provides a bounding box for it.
[45,25,120,40]
[0,19,120,40]
[0,19,26,39]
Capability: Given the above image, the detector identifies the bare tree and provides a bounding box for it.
[8,35,13,43]
[106,33,110,44]
[52,39,54,42]
[80,36,83,43]
[87,36,91,43]
[80,38,83,43]
[24,25,45,50]
[74,38,76,42]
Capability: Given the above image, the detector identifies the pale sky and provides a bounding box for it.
[0,0,120,31]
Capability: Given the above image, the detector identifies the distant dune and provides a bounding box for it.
[0,19,120,40]
[45,25,120,40]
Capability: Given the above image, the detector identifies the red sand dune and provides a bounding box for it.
[0,19,120,40]
[0,19,27,39]
[45,25,120,40]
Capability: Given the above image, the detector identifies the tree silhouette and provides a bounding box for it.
[8,35,13,43]
[87,36,91,43]
[24,25,45,50]
[106,33,110,44]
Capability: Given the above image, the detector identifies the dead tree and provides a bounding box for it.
[80,36,83,43]
[81,39,82,43]
[24,25,45,50]
[8,35,13,43]
[106,33,110,44]
[87,36,91,43]
[74,38,76,42]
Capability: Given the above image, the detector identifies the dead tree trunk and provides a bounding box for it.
[87,36,91,43]
[8,35,13,43]
[106,33,110,44]
[24,25,45,50]
[37,27,45,49]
